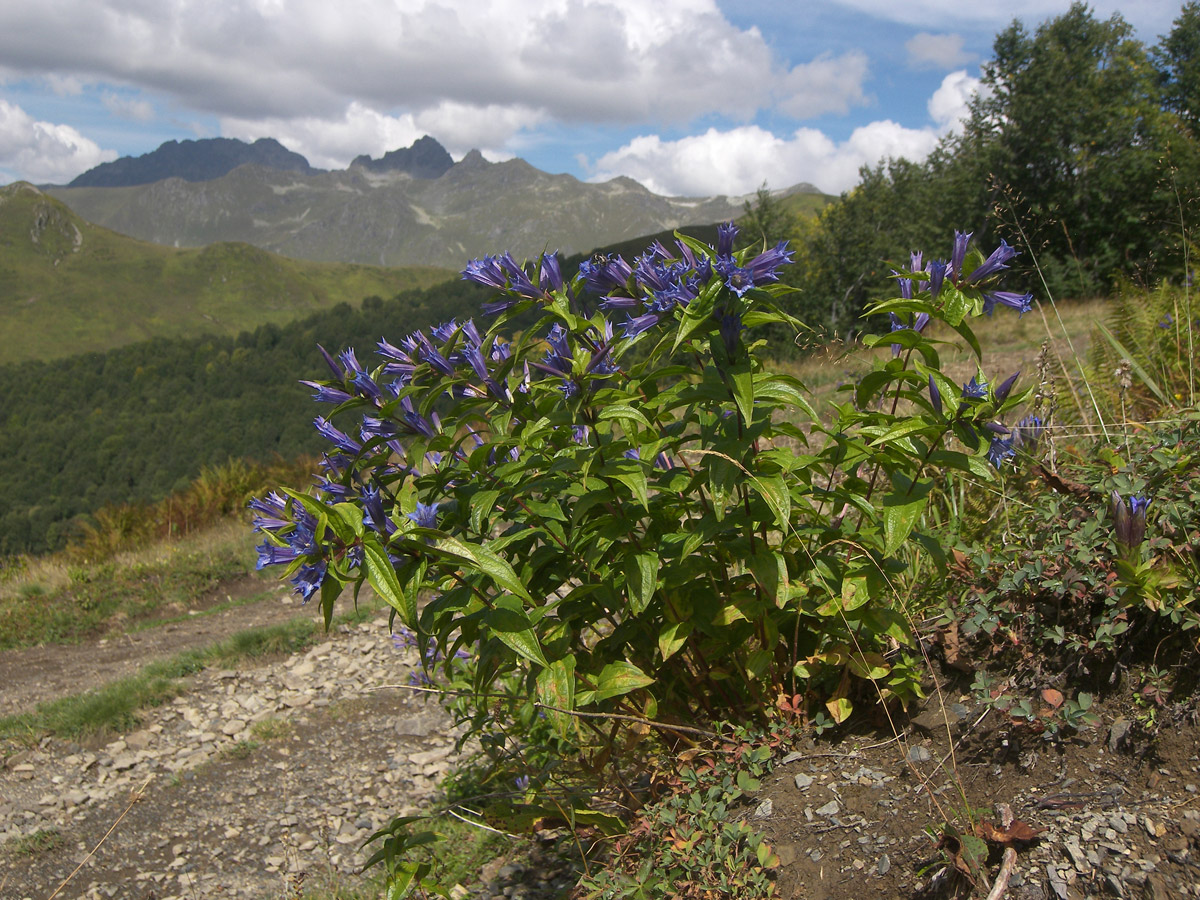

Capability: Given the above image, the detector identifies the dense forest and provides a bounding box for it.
[0,228,720,555]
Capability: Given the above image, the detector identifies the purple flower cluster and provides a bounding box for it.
[900,233,1033,318]
[572,222,792,339]
[250,492,328,601]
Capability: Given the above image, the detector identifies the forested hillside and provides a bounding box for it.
[0,183,452,364]
[0,226,720,555]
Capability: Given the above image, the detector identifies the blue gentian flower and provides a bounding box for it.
[290,560,327,601]
[249,492,290,533]
[314,417,362,455]
[744,241,793,284]
[1112,492,1150,554]
[994,371,1020,403]
[961,376,988,400]
[256,541,300,569]
[300,381,352,405]
[966,240,1019,284]
[717,222,738,256]
[622,313,661,338]
[928,376,943,416]
[983,291,1034,317]
[1013,415,1044,451]
[950,231,973,281]
[361,485,396,536]
[539,253,564,292]
[986,435,1015,469]
[927,260,947,300]
[407,501,440,530]
[317,344,344,378]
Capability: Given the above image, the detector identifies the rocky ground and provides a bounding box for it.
[3,586,1200,900]
[0,590,576,900]
[752,690,1200,900]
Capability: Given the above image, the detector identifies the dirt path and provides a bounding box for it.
[0,576,308,719]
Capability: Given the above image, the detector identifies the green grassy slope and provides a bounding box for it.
[0,182,453,365]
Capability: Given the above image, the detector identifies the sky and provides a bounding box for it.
[0,1,1187,197]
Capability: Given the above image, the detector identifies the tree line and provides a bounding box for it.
[772,3,1200,337]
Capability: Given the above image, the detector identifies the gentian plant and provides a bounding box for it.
[252,224,1038,886]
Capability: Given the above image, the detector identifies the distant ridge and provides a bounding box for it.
[67,137,319,188]
[350,135,454,178]
[0,181,451,364]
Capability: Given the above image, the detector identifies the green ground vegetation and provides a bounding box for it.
[0,182,452,365]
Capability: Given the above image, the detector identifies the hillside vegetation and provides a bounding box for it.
[0,225,721,556]
[0,183,452,364]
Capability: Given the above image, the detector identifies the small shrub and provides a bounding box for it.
[254,224,1046,894]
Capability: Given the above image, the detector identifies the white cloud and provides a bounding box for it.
[0,98,116,183]
[102,91,155,122]
[591,122,940,196]
[591,71,981,196]
[905,33,971,69]
[775,51,870,118]
[0,0,881,165]
[222,102,426,171]
[928,70,981,131]
[222,99,553,169]
[0,1,783,123]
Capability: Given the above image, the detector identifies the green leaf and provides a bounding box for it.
[612,470,650,511]
[319,574,341,630]
[594,660,655,702]
[598,403,652,431]
[469,489,501,533]
[749,549,789,607]
[751,473,790,530]
[536,655,576,737]
[658,620,692,660]
[729,361,755,425]
[755,372,816,420]
[848,652,890,680]
[960,833,988,880]
[363,533,410,623]
[672,279,721,351]
[485,598,549,668]
[826,695,853,723]
[434,536,534,603]
[870,418,932,446]
[940,283,971,326]
[626,552,658,614]
[736,770,761,794]
[328,502,365,539]
[881,492,928,556]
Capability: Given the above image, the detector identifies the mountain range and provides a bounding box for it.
[46,136,825,270]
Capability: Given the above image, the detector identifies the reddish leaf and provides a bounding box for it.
[978,819,1044,844]
[1041,688,1064,709]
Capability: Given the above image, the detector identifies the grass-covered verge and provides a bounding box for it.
[0,518,262,650]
